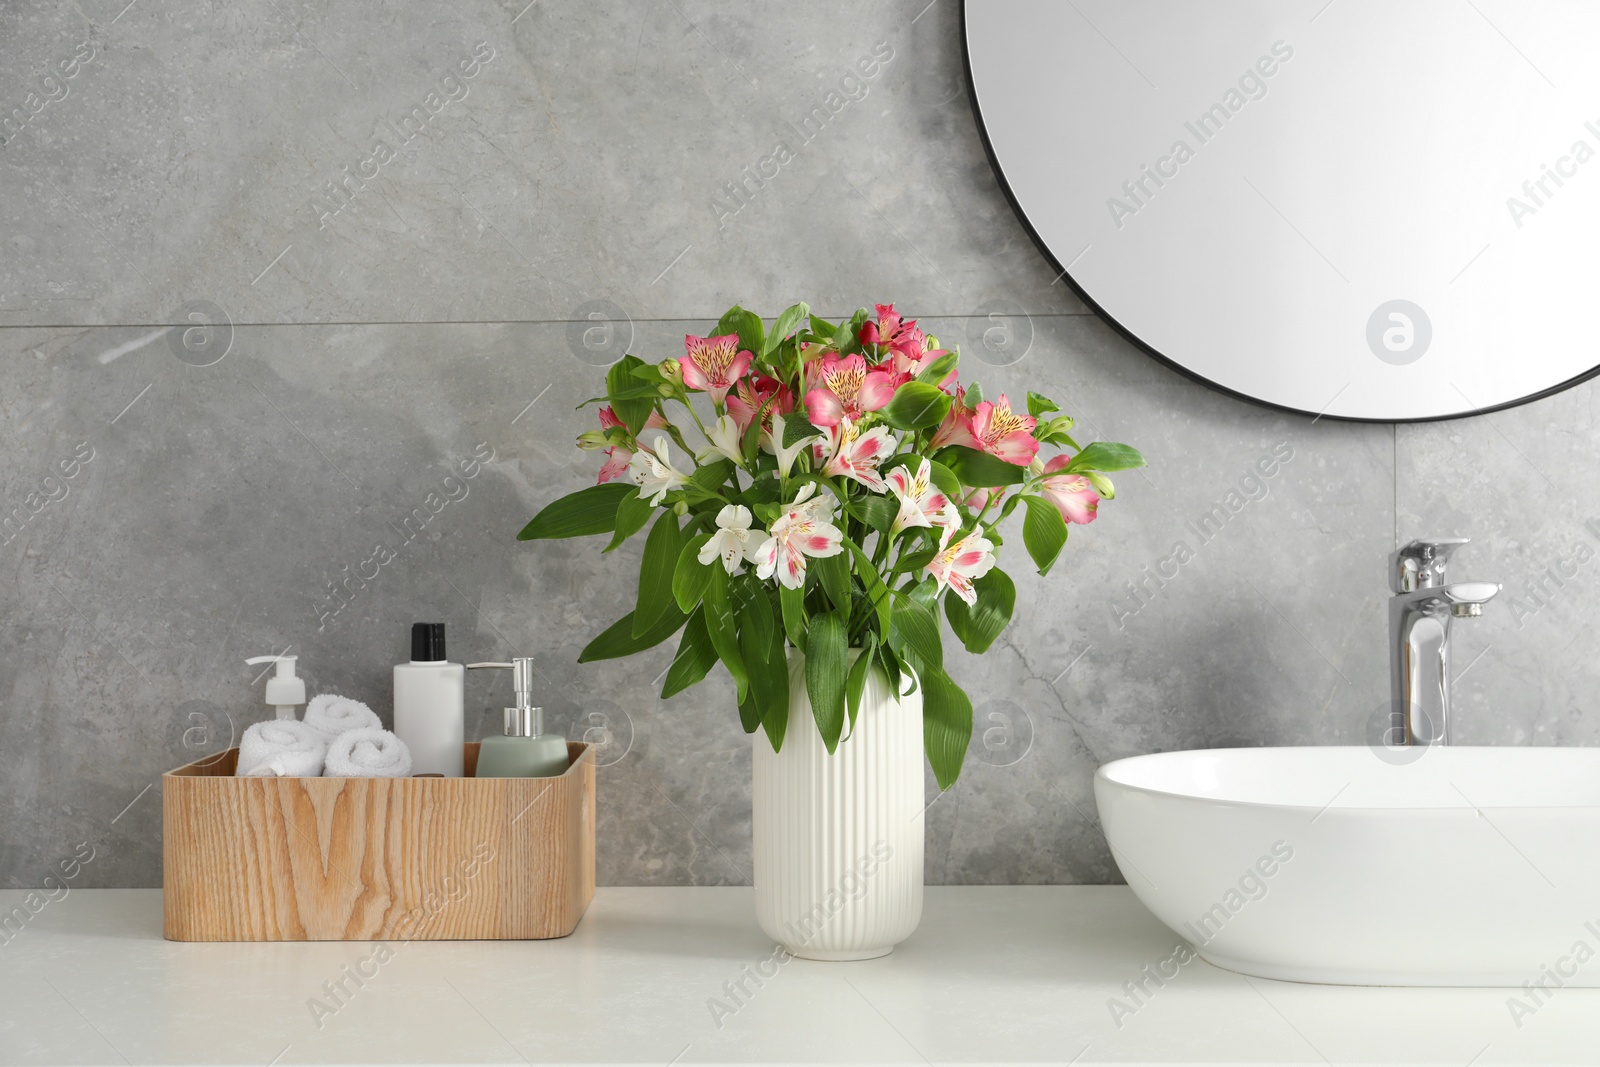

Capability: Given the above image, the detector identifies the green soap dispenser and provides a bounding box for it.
[466,658,569,778]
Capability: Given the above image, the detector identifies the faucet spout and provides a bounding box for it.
[1388,541,1497,747]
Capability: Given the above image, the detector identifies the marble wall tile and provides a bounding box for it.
[1,0,1545,892]
[1396,383,1600,749]
[0,0,1080,327]
[0,311,1397,888]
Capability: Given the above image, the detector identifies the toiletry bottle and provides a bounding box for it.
[393,623,465,777]
[466,658,569,777]
[244,654,306,720]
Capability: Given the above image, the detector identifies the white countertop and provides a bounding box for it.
[2,887,1596,1065]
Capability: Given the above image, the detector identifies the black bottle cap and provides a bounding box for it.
[411,622,447,662]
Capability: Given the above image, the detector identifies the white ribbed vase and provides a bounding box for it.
[751,650,924,961]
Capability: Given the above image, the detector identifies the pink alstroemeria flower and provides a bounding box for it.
[679,334,753,407]
[727,374,794,442]
[591,405,669,484]
[752,484,844,590]
[803,354,896,428]
[598,445,632,484]
[970,394,1040,466]
[885,458,951,535]
[822,418,895,493]
[858,303,926,362]
[891,338,951,383]
[598,404,668,433]
[930,386,978,450]
[1039,455,1101,525]
[925,520,997,606]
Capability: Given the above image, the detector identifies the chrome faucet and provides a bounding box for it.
[1388,539,1499,746]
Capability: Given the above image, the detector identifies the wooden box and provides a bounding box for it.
[162,742,594,941]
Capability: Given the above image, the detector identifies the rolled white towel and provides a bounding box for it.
[302,693,382,744]
[324,728,413,778]
[237,720,326,778]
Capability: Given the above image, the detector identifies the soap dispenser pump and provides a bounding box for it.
[466,658,569,778]
[245,654,306,720]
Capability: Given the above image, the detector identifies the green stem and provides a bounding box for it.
[676,397,709,438]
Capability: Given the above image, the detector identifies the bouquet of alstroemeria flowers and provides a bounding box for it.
[521,302,1143,787]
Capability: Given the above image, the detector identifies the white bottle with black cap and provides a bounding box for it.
[393,622,464,777]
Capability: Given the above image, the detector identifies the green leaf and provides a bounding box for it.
[672,533,714,614]
[891,546,938,575]
[835,310,866,354]
[1019,495,1069,576]
[808,314,837,339]
[844,633,877,742]
[811,550,851,613]
[634,512,683,636]
[921,667,973,790]
[519,482,635,540]
[889,591,943,672]
[1026,392,1059,418]
[606,487,655,551]
[782,413,824,449]
[779,582,808,653]
[716,306,765,357]
[963,380,984,408]
[877,640,903,698]
[925,460,964,504]
[943,568,1015,654]
[739,591,788,740]
[915,349,959,386]
[737,689,763,735]
[845,539,892,638]
[607,356,654,435]
[880,382,952,431]
[764,302,810,356]
[578,607,688,662]
[805,611,849,752]
[702,565,748,701]
[690,459,734,491]
[630,363,666,385]
[662,610,718,698]
[1066,442,1146,473]
[845,493,897,537]
[939,445,1027,488]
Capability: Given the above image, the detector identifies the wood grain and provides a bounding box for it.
[162,742,595,941]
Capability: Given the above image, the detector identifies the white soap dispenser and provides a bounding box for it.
[245,654,306,720]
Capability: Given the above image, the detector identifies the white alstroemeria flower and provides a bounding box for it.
[628,436,692,505]
[786,480,837,524]
[769,412,817,479]
[695,414,747,469]
[885,457,951,535]
[751,485,845,590]
[698,504,758,575]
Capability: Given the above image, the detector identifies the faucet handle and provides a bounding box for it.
[1394,538,1470,592]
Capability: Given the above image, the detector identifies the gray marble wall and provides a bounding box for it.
[1,0,1591,890]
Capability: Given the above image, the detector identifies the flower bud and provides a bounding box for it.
[659,358,685,386]
[577,430,609,451]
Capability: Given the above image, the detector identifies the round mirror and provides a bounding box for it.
[966,0,1600,420]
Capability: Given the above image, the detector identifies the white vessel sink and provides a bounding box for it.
[1094,746,1600,986]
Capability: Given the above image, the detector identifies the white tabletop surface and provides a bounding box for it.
[1,886,1596,1065]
